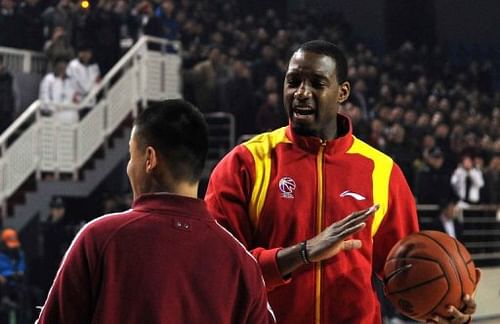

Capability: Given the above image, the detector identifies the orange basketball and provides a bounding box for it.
[383,231,477,322]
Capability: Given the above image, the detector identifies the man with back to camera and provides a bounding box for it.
[205,40,479,324]
[37,99,275,323]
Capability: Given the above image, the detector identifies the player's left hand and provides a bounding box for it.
[425,269,481,324]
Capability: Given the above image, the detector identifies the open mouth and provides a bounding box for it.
[292,106,315,121]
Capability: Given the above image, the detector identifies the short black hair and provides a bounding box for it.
[134,99,208,183]
[296,40,348,83]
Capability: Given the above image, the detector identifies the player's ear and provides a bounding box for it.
[145,146,157,173]
[338,81,350,103]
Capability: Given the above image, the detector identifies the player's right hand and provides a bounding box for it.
[306,204,378,262]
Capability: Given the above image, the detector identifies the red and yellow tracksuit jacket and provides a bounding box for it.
[205,115,419,324]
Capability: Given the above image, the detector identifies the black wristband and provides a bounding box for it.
[299,241,311,264]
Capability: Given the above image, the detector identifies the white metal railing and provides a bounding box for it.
[0,46,47,75]
[0,36,181,216]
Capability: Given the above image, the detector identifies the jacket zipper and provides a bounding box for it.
[315,141,326,324]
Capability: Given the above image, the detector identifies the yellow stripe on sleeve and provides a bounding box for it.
[347,137,393,237]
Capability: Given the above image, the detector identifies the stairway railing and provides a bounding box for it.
[0,36,181,218]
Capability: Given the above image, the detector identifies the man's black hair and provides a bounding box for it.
[297,40,348,83]
[134,99,208,183]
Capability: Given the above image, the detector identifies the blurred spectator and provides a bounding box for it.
[39,57,79,123]
[450,154,485,204]
[41,0,77,44]
[0,228,26,323]
[101,192,127,214]
[0,55,15,134]
[251,44,283,89]
[86,0,122,74]
[340,101,369,141]
[43,26,75,65]
[426,195,464,242]
[220,59,256,137]
[66,43,100,101]
[385,123,416,186]
[483,155,500,204]
[415,146,452,204]
[256,92,286,133]
[0,0,23,48]
[187,46,224,112]
[18,0,45,51]
[41,197,76,293]
[130,0,164,41]
[155,0,178,40]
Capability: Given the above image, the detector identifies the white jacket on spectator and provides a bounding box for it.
[39,73,79,123]
[66,58,100,99]
[450,166,484,203]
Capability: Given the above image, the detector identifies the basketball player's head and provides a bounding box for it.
[127,99,208,199]
[283,40,350,140]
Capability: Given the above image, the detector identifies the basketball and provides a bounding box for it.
[383,230,477,322]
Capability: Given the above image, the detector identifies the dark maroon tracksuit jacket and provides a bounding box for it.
[37,193,275,324]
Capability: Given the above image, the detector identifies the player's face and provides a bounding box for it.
[283,50,350,139]
[127,127,149,200]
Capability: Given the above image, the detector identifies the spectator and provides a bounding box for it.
[41,0,77,44]
[66,43,100,101]
[0,55,15,133]
[0,0,23,48]
[256,92,286,133]
[43,26,75,66]
[86,0,122,74]
[426,195,464,242]
[39,57,79,123]
[18,0,45,51]
[251,44,283,89]
[0,228,26,323]
[41,197,76,293]
[130,0,164,41]
[385,123,417,187]
[451,154,485,204]
[415,146,453,204]
[220,59,257,138]
[483,154,500,204]
[37,99,275,324]
[155,0,178,40]
[188,46,224,112]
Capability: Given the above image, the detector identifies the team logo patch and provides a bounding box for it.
[279,177,296,199]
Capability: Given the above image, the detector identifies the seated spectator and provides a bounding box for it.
[450,154,485,204]
[415,146,453,204]
[483,154,500,204]
[66,43,100,102]
[0,228,26,323]
[0,55,15,134]
[425,195,464,242]
[256,92,286,133]
[41,197,76,294]
[39,57,79,123]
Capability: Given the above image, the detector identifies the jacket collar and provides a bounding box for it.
[286,113,354,155]
[132,192,208,219]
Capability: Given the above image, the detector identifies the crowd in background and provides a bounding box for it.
[0,0,500,321]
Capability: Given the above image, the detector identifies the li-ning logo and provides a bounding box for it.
[279,177,296,199]
[340,190,366,201]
